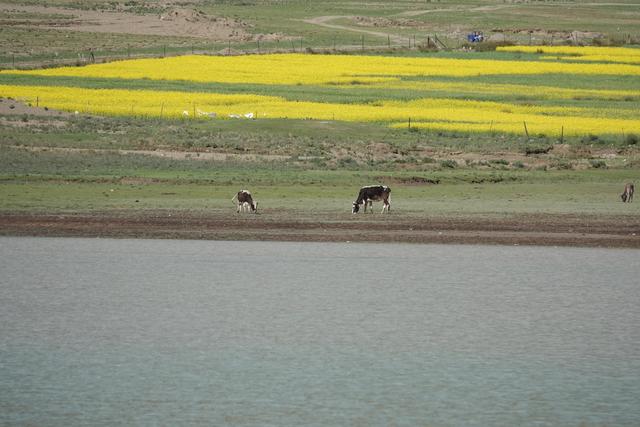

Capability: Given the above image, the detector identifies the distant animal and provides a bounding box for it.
[232,190,258,213]
[621,183,634,203]
[352,185,391,214]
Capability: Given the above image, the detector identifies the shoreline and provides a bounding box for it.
[1,211,639,248]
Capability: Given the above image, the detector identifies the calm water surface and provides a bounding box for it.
[1,237,639,426]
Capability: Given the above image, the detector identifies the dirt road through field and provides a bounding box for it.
[304,16,407,45]
[303,4,514,44]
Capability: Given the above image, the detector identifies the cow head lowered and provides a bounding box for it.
[233,190,258,213]
[352,185,391,214]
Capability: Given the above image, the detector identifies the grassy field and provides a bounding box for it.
[199,0,640,44]
[1,0,640,66]
[2,163,638,218]
[0,0,638,243]
[1,120,637,218]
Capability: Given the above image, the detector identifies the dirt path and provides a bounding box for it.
[304,4,514,44]
[11,145,293,162]
[303,15,407,45]
[1,211,638,248]
[393,5,511,17]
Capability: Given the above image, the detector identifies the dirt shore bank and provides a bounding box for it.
[1,211,638,248]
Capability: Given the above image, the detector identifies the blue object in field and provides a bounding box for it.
[467,32,484,43]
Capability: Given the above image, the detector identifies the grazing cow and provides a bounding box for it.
[352,185,391,213]
[232,190,258,213]
[621,183,634,203]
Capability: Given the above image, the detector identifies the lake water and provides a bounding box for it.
[1,237,639,426]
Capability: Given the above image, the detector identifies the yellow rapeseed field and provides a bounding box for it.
[381,80,640,102]
[2,83,639,137]
[11,52,640,84]
[0,84,277,118]
[497,45,640,64]
[1,49,639,136]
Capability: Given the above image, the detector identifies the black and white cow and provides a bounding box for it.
[232,190,258,213]
[621,183,634,203]
[352,185,391,213]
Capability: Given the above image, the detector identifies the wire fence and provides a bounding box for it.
[1,30,638,70]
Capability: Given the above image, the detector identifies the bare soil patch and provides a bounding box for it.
[0,97,72,117]
[1,211,638,248]
[0,3,253,41]
[353,16,430,30]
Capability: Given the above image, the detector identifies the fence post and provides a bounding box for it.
[560,125,564,143]
[408,117,411,129]
[523,121,529,138]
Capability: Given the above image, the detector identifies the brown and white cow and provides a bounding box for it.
[232,190,258,213]
[621,183,634,203]
[352,185,391,213]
